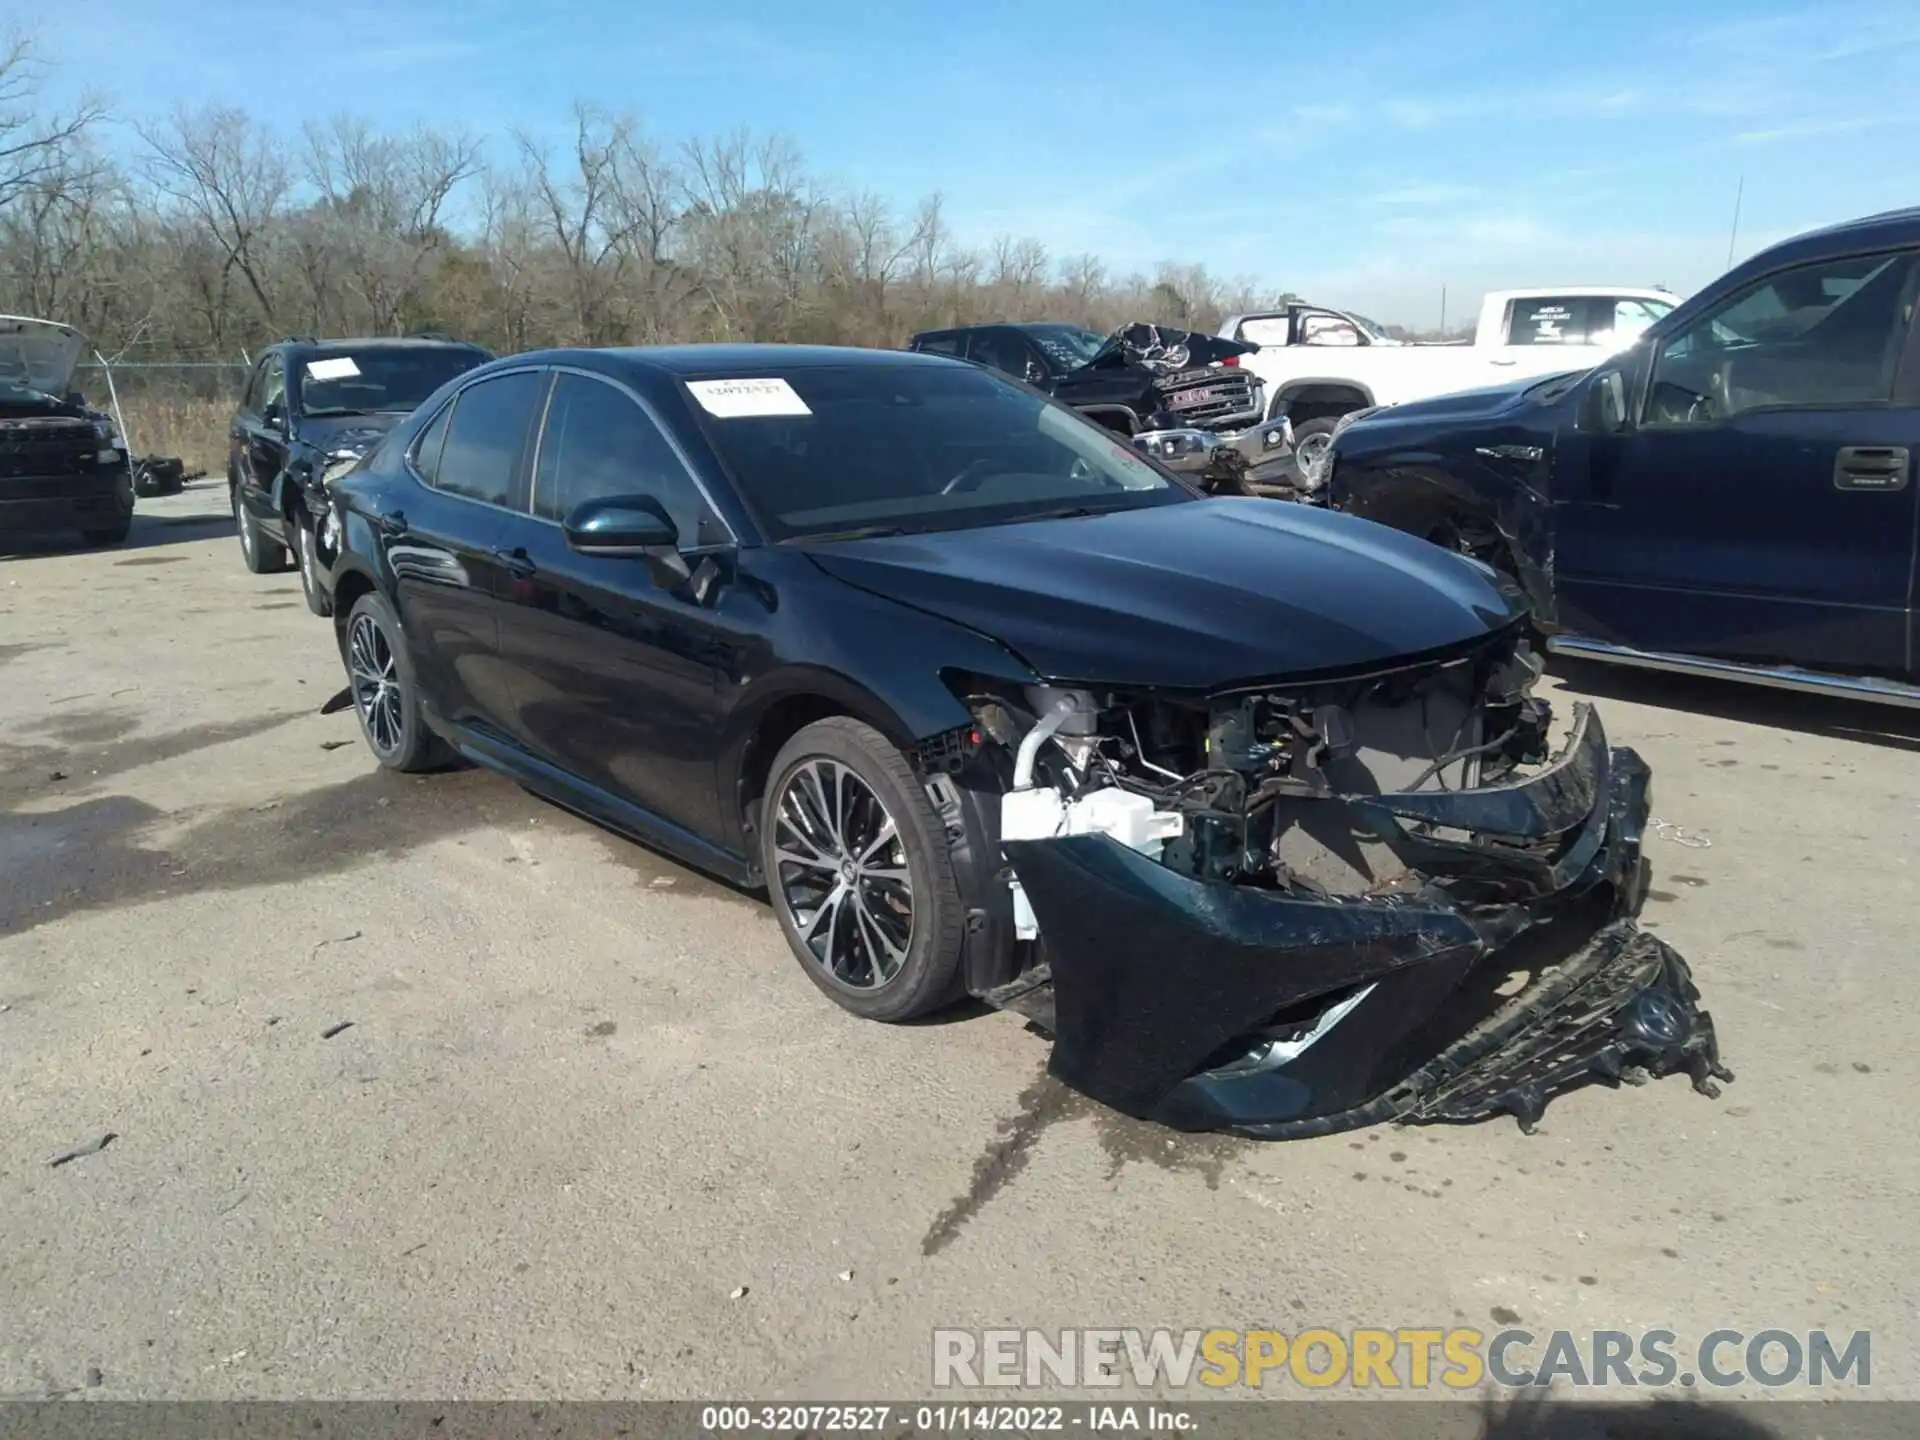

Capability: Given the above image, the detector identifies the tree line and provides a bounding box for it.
[0,36,1303,368]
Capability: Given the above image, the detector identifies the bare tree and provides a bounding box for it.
[0,33,104,216]
[303,115,482,332]
[139,105,292,338]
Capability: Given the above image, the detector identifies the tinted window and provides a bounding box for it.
[689,363,1184,541]
[296,347,487,416]
[260,356,287,414]
[533,372,717,544]
[410,401,454,485]
[433,370,545,507]
[965,329,1033,377]
[1505,297,1591,346]
[1024,325,1106,368]
[1648,253,1919,423]
[914,333,964,357]
[243,357,271,412]
[1506,295,1677,347]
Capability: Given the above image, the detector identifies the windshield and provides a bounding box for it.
[1024,325,1108,370]
[295,348,486,416]
[688,363,1189,541]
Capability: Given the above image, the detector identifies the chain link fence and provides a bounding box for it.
[73,361,250,477]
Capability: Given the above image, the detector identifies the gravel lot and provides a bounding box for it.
[2,482,1916,1408]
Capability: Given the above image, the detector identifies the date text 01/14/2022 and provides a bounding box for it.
[698,1405,1198,1433]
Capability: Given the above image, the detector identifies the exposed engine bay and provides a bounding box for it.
[948,625,1733,1136]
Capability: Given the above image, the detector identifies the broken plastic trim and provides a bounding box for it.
[1001,705,1730,1135]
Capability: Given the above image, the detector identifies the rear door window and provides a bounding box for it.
[410,401,454,486]
[1505,297,1592,346]
[964,329,1033,377]
[914,332,964,357]
[430,370,546,509]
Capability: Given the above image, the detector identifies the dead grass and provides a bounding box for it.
[117,397,229,477]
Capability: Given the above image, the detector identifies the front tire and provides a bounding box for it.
[761,717,966,1022]
[296,514,333,617]
[1289,417,1341,488]
[234,482,291,574]
[341,591,449,773]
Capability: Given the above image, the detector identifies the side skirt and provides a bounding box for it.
[1548,636,1920,709]
[442,719,758,889]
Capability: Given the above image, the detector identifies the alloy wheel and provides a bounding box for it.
[347,612,405,757]
[234,488,256,565]
[1295,431,1335,485]
[770,758,914,990]
[299,522,326,607]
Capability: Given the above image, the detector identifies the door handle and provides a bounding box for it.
[492,544,537,578]
[1833,446,1910,492]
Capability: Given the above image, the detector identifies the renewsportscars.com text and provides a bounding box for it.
[931,1327,1871,1391]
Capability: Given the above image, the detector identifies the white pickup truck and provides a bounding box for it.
[1218,287,1678,481]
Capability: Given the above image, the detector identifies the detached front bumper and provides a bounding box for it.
[1000,704,1731,1136]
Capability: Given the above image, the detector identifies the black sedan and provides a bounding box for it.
[319,344,1730,1135]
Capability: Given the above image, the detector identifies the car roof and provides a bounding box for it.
[277,336,488,354]
[1733,206,1920,280]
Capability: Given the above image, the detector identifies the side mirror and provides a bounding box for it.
[1023,358,1046,385]
[563,494,691,588]
[1583,370,1628,432]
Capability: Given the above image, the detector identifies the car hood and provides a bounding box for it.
[800,498,1525,690]
[1357,371,1580,428]
[0,315,84,398]
[297,412,406,456]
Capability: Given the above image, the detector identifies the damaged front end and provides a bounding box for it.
[956,626,1730,1136]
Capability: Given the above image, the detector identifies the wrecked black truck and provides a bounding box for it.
[908,321,1299,496]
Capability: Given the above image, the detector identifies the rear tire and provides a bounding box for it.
[296,514,333,617]
[234,482,291,574]
[340,591,450,773]
[760,717,967,1022]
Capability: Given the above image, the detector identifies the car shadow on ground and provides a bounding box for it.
[0,501,234,562]
[1551,657,1920,753]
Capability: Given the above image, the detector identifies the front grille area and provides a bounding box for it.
[0,419,97,481]
[1158,367,1260,427]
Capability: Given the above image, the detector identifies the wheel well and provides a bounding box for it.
[330,569,375,639]
[1274,383,1372,427]
[737,695,857,846]
[1077,407,1137,436]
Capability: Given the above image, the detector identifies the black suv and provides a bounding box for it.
[229,334,491,612]
[1327,207,1920,705]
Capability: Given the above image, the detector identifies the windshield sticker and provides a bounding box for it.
[687,377,812,418]
[306,357,361,381]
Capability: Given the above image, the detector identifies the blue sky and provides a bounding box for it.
[35,0,1920,324]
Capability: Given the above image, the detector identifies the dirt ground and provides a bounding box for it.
[2,482,1915,1408]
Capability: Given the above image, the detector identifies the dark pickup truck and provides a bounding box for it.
[1326,206,1920,707]
[908,321,1297,493]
